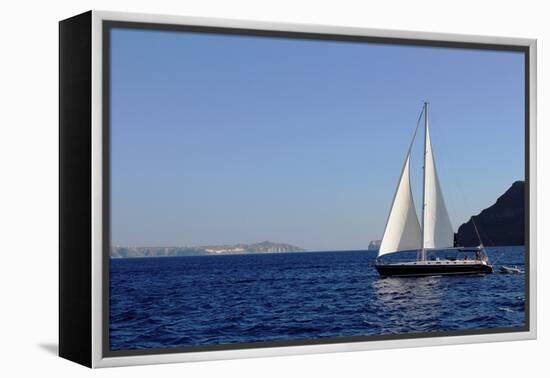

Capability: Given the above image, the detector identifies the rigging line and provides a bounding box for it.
[471,213,496,246]
[471,216,484,247]
[405,103,427,156]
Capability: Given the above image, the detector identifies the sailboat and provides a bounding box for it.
[375,102,493,277]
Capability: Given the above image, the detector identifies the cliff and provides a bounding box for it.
[455,181,525,247]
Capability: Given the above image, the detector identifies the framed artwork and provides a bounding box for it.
[59,10,537,368]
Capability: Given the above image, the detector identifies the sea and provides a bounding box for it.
[109,246,526,351]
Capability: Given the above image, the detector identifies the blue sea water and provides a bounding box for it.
[109,247,526,351]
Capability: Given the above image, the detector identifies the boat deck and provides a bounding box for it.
[381,259,489,266]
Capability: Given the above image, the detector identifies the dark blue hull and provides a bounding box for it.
[375,262,493,277]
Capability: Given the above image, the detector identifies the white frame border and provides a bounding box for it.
[91,10,537,368]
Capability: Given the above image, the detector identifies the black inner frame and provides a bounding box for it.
[102,20,531,358]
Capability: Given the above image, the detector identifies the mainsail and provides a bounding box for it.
[422,118,454,249]
[378,154,422,257]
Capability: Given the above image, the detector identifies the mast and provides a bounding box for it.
[420,101,428,261]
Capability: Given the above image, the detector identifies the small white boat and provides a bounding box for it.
[499,266,522,274]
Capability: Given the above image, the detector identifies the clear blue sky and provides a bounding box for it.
[110,28,525,250]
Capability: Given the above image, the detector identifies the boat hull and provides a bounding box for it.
[375,262,493,277]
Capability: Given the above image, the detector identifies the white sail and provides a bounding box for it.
[422,120,454,249]
[378,154,422,257]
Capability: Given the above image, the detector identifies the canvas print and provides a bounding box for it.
[107,25,527,353]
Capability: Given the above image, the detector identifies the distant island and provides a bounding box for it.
[111,241,305,258]
[455,180,524,246]
[368,240,381,251]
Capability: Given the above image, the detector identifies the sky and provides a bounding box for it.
[109,27,525,251]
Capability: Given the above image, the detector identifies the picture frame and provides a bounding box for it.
[59,10,537,368]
